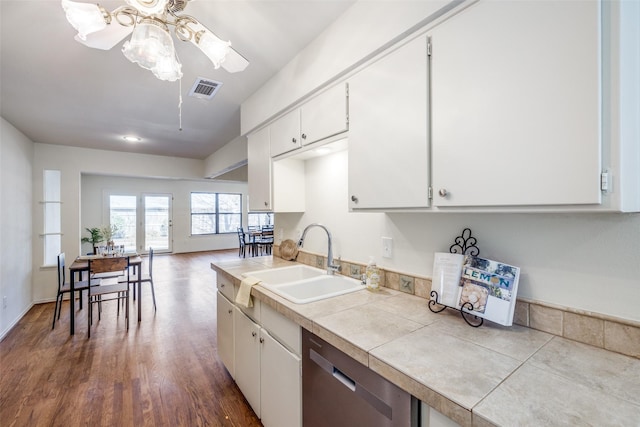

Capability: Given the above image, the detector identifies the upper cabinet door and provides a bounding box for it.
[271,109,302,157]
[300,83,349,146]
[431,0,601,207]
[348,35,430,210]
[248,126,272,211]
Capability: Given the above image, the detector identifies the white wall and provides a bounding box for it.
[1,118,33,338]
[204,135,248,178]
[276,150,640,323]
[81,174,246,254]
[241,0,457,134]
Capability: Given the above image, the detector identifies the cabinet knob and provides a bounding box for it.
[301,133,307,140]
[438,189,448,197]
[292,137,297,143]
[252,331,257,337]
[264,201,268,207]
[259,337,264,344]
[351,195,358,204]
[228,309,232,314]
[220,283,225,287]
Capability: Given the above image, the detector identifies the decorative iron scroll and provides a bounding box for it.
[428,228,483,327]
[449,228,479,256]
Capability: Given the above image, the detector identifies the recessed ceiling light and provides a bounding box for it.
[123,135,141,142]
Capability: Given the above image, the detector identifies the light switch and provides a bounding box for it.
[382,237,393,258]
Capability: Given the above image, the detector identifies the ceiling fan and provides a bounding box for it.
[61,0,249,81]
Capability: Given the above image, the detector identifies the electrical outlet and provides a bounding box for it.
[382,237,393,258]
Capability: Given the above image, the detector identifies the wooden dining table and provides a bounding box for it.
[68,254,143,335]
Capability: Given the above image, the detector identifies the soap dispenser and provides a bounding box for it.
[365,256,380,291]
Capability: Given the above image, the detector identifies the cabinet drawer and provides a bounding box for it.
[262,303,301,356]
[234,282,261,323]
[217,273,235,301]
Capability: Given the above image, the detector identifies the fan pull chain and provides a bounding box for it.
[178,77,183,131]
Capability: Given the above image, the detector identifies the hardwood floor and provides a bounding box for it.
[0,250,262,427]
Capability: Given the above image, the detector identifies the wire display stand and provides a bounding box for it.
[428,228,484,327]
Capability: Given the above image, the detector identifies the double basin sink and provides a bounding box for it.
[243,264,365,304]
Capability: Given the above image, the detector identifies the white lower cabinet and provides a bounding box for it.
[420,402,461,427]
[216,292,235,379]
[260,329,301,427]
[218,294,302,427]
[234,307,262,418]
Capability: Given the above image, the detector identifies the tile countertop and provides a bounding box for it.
[211,258,640,427]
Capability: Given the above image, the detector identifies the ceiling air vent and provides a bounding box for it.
[189,77,223,100]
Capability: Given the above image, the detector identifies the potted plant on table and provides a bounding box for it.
[101,224,120,247]
[81,227,103,254]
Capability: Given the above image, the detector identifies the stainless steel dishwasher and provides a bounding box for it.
[302,328,418,427]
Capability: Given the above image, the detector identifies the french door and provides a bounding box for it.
[108,193,172,254]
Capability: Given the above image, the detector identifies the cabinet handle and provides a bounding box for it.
[259,337,264,344]
[292,137,297,143]
[228,309,232,314]
[301,133,307,140]
[438,189,448,197]
[264,201,268,207]
[351,195,358,204]
[252,331,257,337]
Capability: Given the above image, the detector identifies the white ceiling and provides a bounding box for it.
[0,0,355,159]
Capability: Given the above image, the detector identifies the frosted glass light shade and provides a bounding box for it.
[152,53,183,81]
[61,0,108,40]
[197,31,231,69]
[122,19,173,69]
[122,18,182,80]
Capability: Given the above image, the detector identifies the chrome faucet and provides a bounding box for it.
[298,223,341,275]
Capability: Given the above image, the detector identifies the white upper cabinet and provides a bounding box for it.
[299,83,349,147]
[348,35,430,210]
[247,126,272,211]
[271,83,349,158]
[247,126,306,213]
[430,0,602,208]
[270,109,301,157]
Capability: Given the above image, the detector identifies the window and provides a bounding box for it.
[248,212,274,229]
[43,170,61,266]
[191,192,241,235]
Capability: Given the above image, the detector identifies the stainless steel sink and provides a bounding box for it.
[243,265,365,304]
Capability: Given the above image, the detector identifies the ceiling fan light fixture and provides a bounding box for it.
[125,0,170,17]
[61,0,109,40]
[122,18,183,81]
[152,53,183,82]
[60,0,248,81]
[195,30,231,69]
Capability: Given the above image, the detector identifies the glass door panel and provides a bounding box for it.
[144,194,172,252]
[110,195,137,252]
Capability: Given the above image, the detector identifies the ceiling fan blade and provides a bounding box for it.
[74,24,133,50]
[221,48,250,73]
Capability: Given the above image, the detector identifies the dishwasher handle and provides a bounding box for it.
[311,348,356,392]
[333,367,356,392]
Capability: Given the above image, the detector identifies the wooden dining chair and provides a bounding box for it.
[119,247,156,311]
[237,227,255,257]
[52,253,100,329]
[256,226,274,255]
[87,256,130,338]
